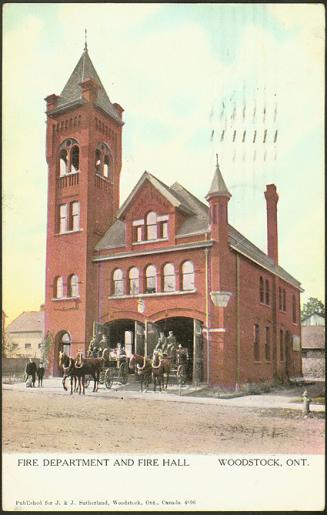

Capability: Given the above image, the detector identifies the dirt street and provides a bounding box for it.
[2,389,324,454]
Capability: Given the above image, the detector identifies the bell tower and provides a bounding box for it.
[44,42,124,374]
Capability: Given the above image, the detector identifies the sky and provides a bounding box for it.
[2,3,325,324]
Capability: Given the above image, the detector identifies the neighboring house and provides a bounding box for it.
[301,315,325,378]
[44,45,303,385]
[6,309,45,358]
[301,312,325,327]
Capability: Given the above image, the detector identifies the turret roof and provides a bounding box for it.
[51,48,122,124]
[206,154,231,199]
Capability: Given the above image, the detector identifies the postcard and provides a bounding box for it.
[2,3,325,512]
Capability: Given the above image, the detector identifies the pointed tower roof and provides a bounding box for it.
[51,45,122,124]
[205,154,231,200]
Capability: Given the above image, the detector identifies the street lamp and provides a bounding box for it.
[210,291,232,307]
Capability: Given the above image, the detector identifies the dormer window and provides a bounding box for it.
[132,213,169,243]
[58,139,79,176]
[95,142,111,179]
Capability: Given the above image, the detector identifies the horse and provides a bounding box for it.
[36,364,45,387]
[74,352,102,392]
[129,354,152,392]
[160,354,171,389]
[58,351,79,394]
[151,352,164,392]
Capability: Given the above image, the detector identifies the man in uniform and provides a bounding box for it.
[166,330,177,357]
[25,358,37,387]
[155,331,167,352]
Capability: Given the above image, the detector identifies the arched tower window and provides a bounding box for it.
[58,139,79,175]
[54,276,64,298]
[145,265,157,293]
[163,263,175,292]
[68,274,79,297]
[129,267,139,295]
[59,149,68,176]
[103,155,110,178]
[95,142,112,178]
[113,269,124,296]
[71,146,80,173]
[146,211,157,240]
[182,261,194,291]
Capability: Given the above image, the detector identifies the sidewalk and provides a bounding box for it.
[2,377,325,412]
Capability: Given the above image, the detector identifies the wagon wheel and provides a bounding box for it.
[104,368,113,389]
[84,375,91,388]
[177,365,187,385]
[119,362,129,384]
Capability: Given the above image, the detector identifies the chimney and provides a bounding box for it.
[264,184,279,264]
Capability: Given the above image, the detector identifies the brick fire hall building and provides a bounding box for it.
[44,45,302,386]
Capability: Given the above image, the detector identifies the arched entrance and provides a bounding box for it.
[97,319,140,356]
[53,330,71,377]
[154,317,204,384]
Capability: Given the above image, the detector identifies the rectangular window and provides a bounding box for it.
[265,326,271,361]
[25,343,32,349]
[279,329,284,361]
[292,295,297,323]
[59,204,67,233]
[161,221,168,239]
[265,280,270,305]
[136,226,142,242]
[254,324,260,361]
[71,201,80,231]
[283,290,286,311]
[278,287,282,310]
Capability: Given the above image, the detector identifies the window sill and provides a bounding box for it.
[55,229,83,236]
[132,238,169,246]
[259,302,271,308]
[52,296,80,301]
[95,173,112,183]
[59,171,80,177]
[108,289,197,300]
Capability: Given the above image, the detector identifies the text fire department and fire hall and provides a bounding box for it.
[44,44,303,386]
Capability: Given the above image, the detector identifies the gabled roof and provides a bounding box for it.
[94,171,302,289]
[115,171,195,219]
[301,326,325,349]
[50,48,122,124]
[6,311,44,334]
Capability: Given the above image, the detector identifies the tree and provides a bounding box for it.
[301,297,325,320]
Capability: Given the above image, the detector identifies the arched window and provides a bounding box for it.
[145,265,156,293]
[95,143,111,178]
[129,267,139,295]
[71,146,79,173]
[113,269,124,296]
[182,261,194,291]
[146,211,157,240]
[103,155,110,178]
[68,274,79,297]
[54,276,64,298]
[58,139,79,175]
[59,149,68,176]
[163,263,175,292]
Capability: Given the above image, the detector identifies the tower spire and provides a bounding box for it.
[206,154,231,200]
[84,28,88,52]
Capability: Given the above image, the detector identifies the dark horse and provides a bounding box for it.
[151,352,163,392]
[129,354,152,392]
[36,363,45,387]
[58,351,84,395]
[75,352,102,392]
[160,354,171,389]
